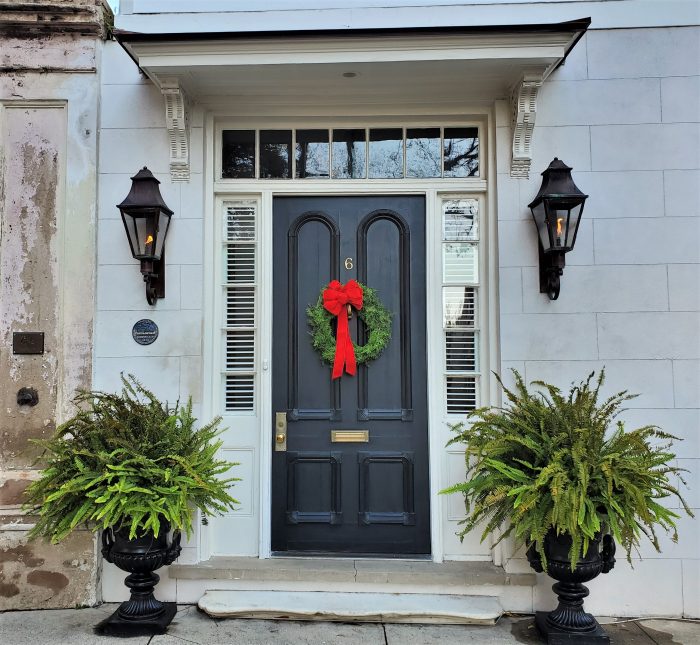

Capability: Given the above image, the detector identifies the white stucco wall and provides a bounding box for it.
[496,25,700,618]
[97,1,699,617]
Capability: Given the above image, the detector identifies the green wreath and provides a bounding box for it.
[307,283,393,366]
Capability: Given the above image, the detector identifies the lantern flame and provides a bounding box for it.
[556,217,564,236]
[145,235,154,245]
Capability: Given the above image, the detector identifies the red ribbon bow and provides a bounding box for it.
[323,279,363,379]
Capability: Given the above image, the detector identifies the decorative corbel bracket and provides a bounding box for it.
[160,79,190,182]
[510,75,543,179]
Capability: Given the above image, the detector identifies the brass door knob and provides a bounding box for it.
[276,433,286,443]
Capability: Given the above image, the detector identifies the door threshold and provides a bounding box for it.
[272,551,432,560]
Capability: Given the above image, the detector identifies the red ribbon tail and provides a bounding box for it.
[332,309,349,379]
[345,333,357,376]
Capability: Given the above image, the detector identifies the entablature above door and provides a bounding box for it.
[115,19,589,181]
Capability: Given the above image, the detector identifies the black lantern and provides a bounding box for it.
[117,167,173,305]
[528,158,588,300]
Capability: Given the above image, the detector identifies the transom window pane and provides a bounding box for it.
[332,129,366,179]
[222,130,255,179]
[406,128,441,178]
[260,130,292,179]
[369,128,404,179]
[295,129,330,179]
[443,127,479,178]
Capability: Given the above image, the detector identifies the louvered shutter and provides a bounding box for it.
[222,201,257,412]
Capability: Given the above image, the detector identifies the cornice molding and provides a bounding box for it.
[510,75,543,179]
[160,79,190,182]
[0,1,112,38]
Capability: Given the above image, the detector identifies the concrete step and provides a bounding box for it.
[198,589,503,624]
[170,557,536,592]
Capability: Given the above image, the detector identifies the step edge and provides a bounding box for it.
[169,563,537,587]
[197,590,503,625]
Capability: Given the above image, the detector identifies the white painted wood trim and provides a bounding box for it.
[486,113,504,567]
[200,112,218,562]
[425,187,444,562]
[258,189,274,559]
[127,32,572,70]
[201,111,496,563]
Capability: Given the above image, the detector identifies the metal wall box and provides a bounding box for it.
[12,332,44,355]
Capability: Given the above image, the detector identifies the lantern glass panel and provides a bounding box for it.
[544,198,584,252]
[121,209,165,260]
[530,201,551,251]
[155,210,171,259]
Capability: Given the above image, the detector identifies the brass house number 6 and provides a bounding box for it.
[344,257,354,270]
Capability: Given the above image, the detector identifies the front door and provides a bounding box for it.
[271,196,429,555]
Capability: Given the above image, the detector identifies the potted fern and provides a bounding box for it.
[442,370,692,643]
[23,376,239,636]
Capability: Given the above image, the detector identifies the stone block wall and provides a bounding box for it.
[497,26,700,618]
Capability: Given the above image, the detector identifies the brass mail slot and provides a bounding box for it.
[331,430,369,443]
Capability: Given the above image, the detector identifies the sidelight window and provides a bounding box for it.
[441,198,480,413]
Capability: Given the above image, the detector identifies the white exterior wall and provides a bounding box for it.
[497,25,700,618]
[97,41,207,602]
[98,1,699,617]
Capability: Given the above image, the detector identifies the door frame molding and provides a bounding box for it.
[201,112,497,563]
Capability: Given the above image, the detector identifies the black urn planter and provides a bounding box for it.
[527,529,616,644]
[96,523,182,637]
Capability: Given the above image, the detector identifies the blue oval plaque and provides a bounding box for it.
[132,319,159,346]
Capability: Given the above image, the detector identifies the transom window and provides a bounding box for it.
[221,127,479,180]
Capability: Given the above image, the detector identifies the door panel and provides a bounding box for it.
[272,196,429,555]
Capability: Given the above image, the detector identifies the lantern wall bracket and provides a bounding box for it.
[510,74,544,179]
[160,79,190,182]
[142,252,166,306]
[539,244,564,301]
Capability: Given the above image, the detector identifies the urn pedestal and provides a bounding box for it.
[527,530,616,644]
[96,524,182,637]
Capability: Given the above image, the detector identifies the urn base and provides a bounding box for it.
[95,602,177,637]
[535,611,610,644]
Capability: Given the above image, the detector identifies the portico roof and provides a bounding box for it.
[114,19,589,180]
[116,20,588,103]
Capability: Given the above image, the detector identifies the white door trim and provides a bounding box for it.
[201,114,495,563]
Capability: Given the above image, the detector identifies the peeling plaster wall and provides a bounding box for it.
[0,0,110,611]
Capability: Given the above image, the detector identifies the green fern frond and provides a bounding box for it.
[440,369,693,571]
[23,374,239,543]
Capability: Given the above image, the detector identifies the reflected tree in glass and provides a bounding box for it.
[444,128,479,177]
[296,130,330,178]
[406,128,440,178]
[369,128,403,179]
[222,130,255,178]
[260,130,292,179]
[332,129,366,179]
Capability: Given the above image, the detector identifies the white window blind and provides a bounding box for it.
[442,198,480,414]
[222,201,257,412]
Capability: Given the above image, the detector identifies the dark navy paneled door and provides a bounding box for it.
[271,196,429,555]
